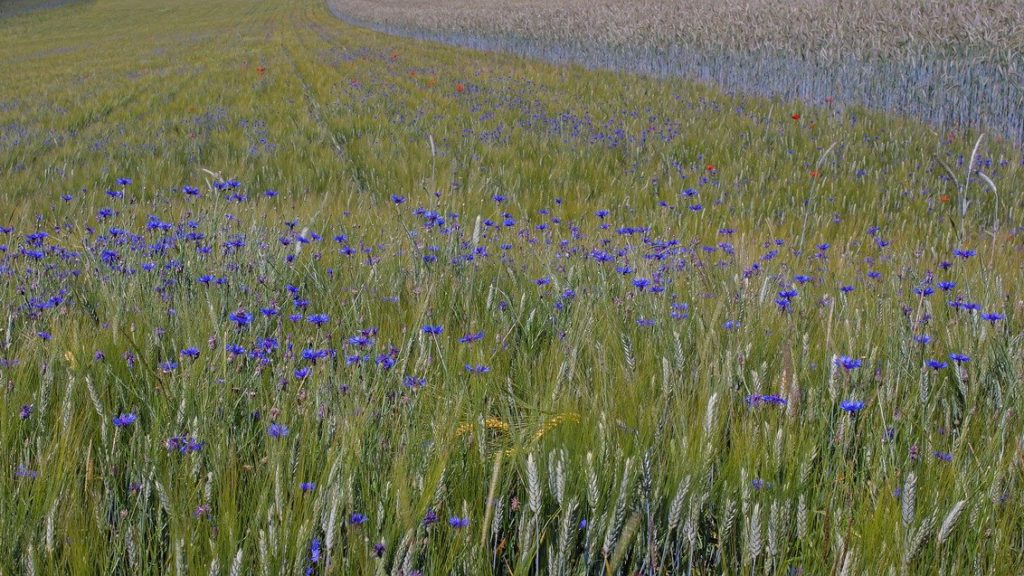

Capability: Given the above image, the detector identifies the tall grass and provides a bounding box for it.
[327,0,1024,144]
[1,0,1023,573]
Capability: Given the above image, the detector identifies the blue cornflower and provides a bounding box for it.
[459,331,484,344]
[422,324,444,335]
[294,367,311,380]
[300,482,316,492]
[228,310,253,327]
[113,413,137,427]
[15,465,38,479]
[422,508,438,526]
[925,359,947,370]
[449,516,470,529]
[632,277,651,290]
[307,313,330,327]
[933,451,953,462]
[310,537,321,564]
[180,347,200,359]
[268,423,289,438]
[349,513,367,525]
[117,177,132,186]
[348,335,374,347]
[913,335,931,345]
[403,375,426,389]
[391,194,406,204]
[746,394,787,407]
[937,281,956,291]
[839,400,865,414]
[834,356,862,371]
[952,249,976,259]
[949,353,970,364]
[981,312,1005,324]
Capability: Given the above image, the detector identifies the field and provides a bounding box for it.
[327,0,1024,144]
[2,0,1024,574]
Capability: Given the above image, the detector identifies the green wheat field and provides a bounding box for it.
[1,0,1023,574]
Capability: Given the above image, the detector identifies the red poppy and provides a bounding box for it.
[256,66,266,75]
[791,113,801,121]
[706,164,715,172]
[389,51,398,62]
[809,170,820,178]
[939,194,951,203]
[455,83,465,94]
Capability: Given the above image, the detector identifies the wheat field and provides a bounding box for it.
[1,0,1023,574]
[328,0,1024,144]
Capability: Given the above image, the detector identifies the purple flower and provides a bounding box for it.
[839,400,865,414]
[834,356,862,371]
[228,309,253,327]
[981,312,1004,324]
[19,404,32,420]
[15,465,38,479]
[166,435,205,454]
[307,313,330,327]
[449,516,470,528]
[933,451,953,462]
[113,413,137,427]
[422,508,438,526]
[310,537,321,563]
[746,394,787,407]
